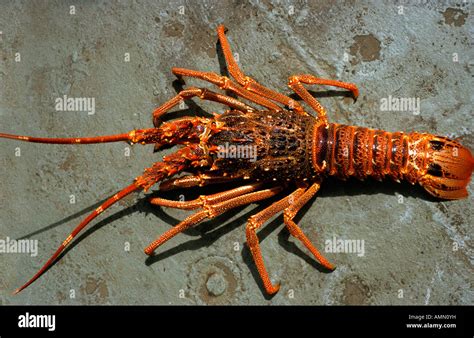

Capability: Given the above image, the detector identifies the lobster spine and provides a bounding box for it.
[320,123,417,182]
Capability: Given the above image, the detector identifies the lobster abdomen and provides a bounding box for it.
[314,123,474,199]
[318,123,408,181]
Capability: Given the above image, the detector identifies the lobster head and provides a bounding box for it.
[419,136,474,199]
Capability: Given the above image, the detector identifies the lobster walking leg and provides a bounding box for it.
[283,183,334,270]
[288,74,359,121]
[172,67,281,111]
[246,188,306,294]
[216,25,304,114]
[144,186,283,255]
[152,86,255,125]
[14,144,209,294]
[150,183,264,210]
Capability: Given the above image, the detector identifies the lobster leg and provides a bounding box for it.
[159,173,238,191]
[288,74,359,121]
[283,183,335,270]
[152,86,255,126]
[216,25,304,114]
[245,188,306,294]
[151,183,263,210]
[144,186,282,255]
[14,144,209,294]
[172,67,282,111]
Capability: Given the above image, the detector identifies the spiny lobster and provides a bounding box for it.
[1,25,473,295]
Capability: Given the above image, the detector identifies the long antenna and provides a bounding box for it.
[13,183,140,294]
[0,131,140,144]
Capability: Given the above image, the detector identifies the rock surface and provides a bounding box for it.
[0,1,472,305]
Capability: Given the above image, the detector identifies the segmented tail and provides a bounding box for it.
[313,123,474,199]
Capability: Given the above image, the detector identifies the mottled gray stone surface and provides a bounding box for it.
[0,0,472,305]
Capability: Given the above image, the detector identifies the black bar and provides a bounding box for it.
[0,305,471,337]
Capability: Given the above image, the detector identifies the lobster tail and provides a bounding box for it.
[318,124,410,182]
[314,124,474,200]
[418,136,474,199]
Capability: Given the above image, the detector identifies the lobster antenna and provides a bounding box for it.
[13,183,140,294]
[0,129,153,145]
[0,132,132,144]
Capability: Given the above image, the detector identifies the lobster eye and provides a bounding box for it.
[427,163,443,177]
[429,140,445,150]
